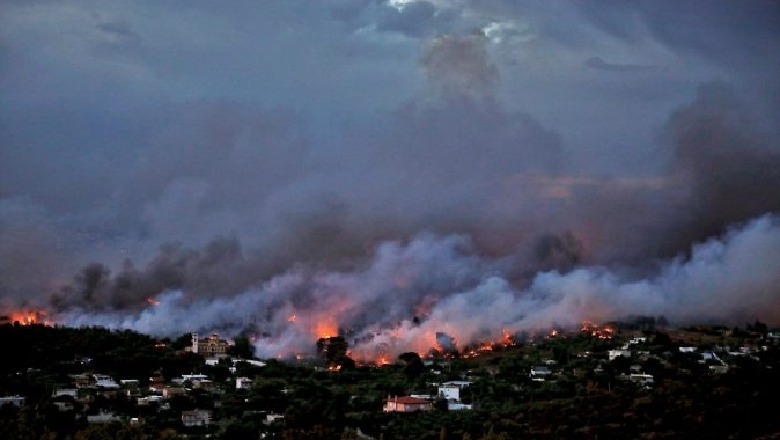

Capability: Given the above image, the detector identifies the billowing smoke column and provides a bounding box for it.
[3,33,780,360]
[58,215,780,359]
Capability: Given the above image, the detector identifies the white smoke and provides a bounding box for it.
[353,214,780,356]
[59,214,780,359]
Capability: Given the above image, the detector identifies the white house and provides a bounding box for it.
[182,410,212,427]
[120,379,139,388]
[87,411,120,424]
[53,388,79,398]
[93,374,119,389]
[701,352,718,362]
[629,373,655,387]
[236,377,253,390]
[437,381,473,410]
[234,359,266,368]
[137,395,163,405]
[175,374,209,385]
[53,401,75,412]
[438,381,472,401]
[0,396,25,407]
[264,413,285,425]
[608,350,632,361]
[530,366,553,381]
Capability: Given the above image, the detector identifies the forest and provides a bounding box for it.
[0,321,779,439]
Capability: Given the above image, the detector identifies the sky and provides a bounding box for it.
[1,1,779,356]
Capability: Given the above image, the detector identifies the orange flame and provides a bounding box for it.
[580,321,614,339]
[287,314,297,323]
[500,329,515,346]
[315,321,338,339]
[145,297,161,306]
[7,309,51,326]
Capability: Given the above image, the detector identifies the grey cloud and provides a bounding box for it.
[584,56,661,73]
[376,1,437,38]
[95,20,138,40]
[328,0,370,24]
[575,1,780,70]
[330,0,468,39]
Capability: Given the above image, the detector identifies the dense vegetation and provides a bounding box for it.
[0,322,779,439]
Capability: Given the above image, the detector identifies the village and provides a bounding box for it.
[1,318,779,439]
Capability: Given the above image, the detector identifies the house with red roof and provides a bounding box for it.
[383,396,432,412]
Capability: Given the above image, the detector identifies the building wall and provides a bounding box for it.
[182,410,211,426]
[384,400,432,412]
[439,386,461,401]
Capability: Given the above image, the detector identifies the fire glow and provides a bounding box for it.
[461,329,518,358]
[6,310,51,326]
[304,318,619,365]
[580,320,614,339]
[315,321,338,339]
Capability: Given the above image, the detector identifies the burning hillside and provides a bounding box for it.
[1,309,52,326]
[36,213,779,361]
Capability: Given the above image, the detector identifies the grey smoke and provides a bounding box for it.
[18,38,780,352]
[1,3,779,359]
[60,214,780,358]
[420,34,500,99]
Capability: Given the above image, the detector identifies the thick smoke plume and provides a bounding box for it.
[59,215,780,359]
[3,30,780,359]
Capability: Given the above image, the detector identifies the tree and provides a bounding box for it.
[228,336,254,359]
[399,352,424,379]
[653,331,672,347]
[433,397,449,412]
[317,337,349,367]
[171,333,194,350]
[480,426,509,440]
